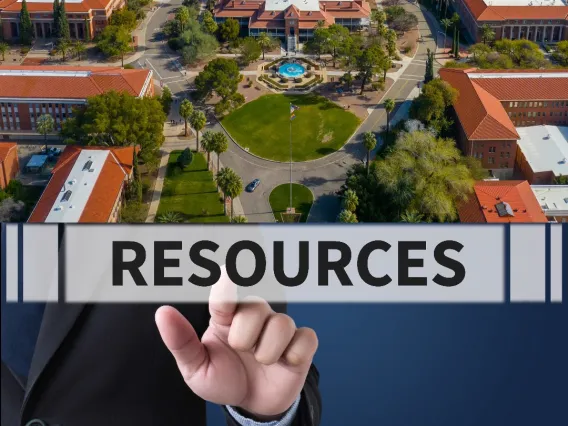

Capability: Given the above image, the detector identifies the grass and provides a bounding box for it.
[156,151,229,223]
[269,183,313,223]
[221,94,360,162]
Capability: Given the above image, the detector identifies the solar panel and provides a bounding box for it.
[495,201,514,217]
[61,190,72,202]
[82,160,93,171]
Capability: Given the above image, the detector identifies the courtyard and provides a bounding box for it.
[220,93,360,162]
[269,183,314,223]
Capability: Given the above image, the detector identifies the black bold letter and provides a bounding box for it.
[154,241,183,286]
[189,240,221,287]
[226,241,266,287]
[274,241,309,287]
[398,241,427,286]
[318,241,353,286]
[112,241,147,286]
[433,240,465,287]
[357,241,392,287]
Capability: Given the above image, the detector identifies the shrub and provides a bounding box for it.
[307,65,312,71]
[20,47,30,55]
[123,64,135,69]
[294,77,302,83]
[305,71,313,78]
[280,77,288,83]
[168,37,184,51]
[271,72,277,78]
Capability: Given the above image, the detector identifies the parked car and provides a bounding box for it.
[246,179,261,192]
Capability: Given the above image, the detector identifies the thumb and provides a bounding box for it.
[155,305,209,383]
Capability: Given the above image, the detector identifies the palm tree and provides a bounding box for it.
[257,32,276,60]
[400,209,424,223]
[157,211,183,223]
[57,38,71,61]
[440,18,452,51]
[179,99,194,137]
[362,131,376,175]
[232,215,248,223]
[212,132,228,177]
[73,41,86,61]
[36,114,54,152]
[216,167,232,216]
[342,189,358,213]
[189,110,206,152]
[384,98,395,133]
[216,167,242,219]
[0,42,8,61]
[481,24,495,45]
[338,209,358,223]
[201,130,215,169]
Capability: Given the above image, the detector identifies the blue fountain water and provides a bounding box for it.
[278,62,306,78]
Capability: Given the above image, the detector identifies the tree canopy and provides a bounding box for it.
[467,39,549,69]
[194,58,244,114]
[219,18,240,43]
[110,8,138,31]
[409,79,458,133]
[19,0,33,45]
[97,25,132,66]
[239,37,261,65]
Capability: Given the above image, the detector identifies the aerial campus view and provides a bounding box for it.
[0,0,567,225]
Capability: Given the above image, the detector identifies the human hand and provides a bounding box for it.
[155,268,319,419]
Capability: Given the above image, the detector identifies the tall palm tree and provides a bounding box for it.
[217,167,243,220]
[481,24,495,45]
[362,131,376,175]
[189,110,206,152]
[400,209,424,223]
[257,32,276,60]
[73,41,86,61]
[179,99,194,137]
[36,114,54,152]
[57,38,71,61]
[338,209,358,223]
[440,18,452,51]
[384,98,395,133]
[342,189,358,213]
[201,130,215,169]
[215,167,233,216]
[212,132,228,177]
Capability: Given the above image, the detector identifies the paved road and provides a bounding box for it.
[141,0,439,223]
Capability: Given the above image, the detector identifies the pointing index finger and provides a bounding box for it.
[209,265,238,327]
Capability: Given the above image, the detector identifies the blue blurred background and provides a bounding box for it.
[208,303,567,426]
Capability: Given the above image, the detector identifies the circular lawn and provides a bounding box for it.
[221,94,360,162]
[269,183,313,223]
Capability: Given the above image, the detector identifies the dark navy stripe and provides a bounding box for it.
[17,223,23,303]
[1,223,5,302]
[504,224,510,304]
[58,224,65,303]
[563,224,568,304]
[545,223,551,304]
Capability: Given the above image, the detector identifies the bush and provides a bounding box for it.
[271,72,277,78]
[307,65,312,71]
[20,47,30,55]
[280,77,288,83]
[305,71,313,78]
[123,64,135,69]
[168,37,184,51]
[372,81,385,92]
[294,77,302,83]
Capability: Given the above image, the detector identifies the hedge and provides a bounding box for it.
[295,75,323,89]
[259,75,288,90]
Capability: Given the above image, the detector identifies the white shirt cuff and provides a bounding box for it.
[225,394,301,426]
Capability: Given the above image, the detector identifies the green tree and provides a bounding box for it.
[216,167,242,219]
[239,37,261,65]
[386,29,398,59]
[384,98,395,133]
[440,18,452,51]
[327,24,350,68]
[552,40,568,66]
[341,71,354,90]
[52,0,61,38]
[219,18,240,43]
[37,114,54,152]
[371,9,386,36]
[376,130,475,222]
[257,32,276,60]
[97,25,132,66]
[201,130,216,168]
[201,10,218,34]
[480,24,495,45]
[342,189,359,212]
[57,38,71,61]
[451,12,460,58]
[61,91,166,168]
[410,79,458,132]
[356,44,386,94]
[0,42,8,61]
[340,34,364,70]
[400,209,424,223]
[58,0,70,41]
[110,8,138,31]
[179,99,194,137]
[554,174,568,185]
[232,215,248,223]
[206,0,216,11]
[157,211,184,223]
[362,131,376,175]
[338,209,358,223]
[72,41,86,60]
[19,0,34,46]
[177,147,193,169]
[424,48,434,82]
[189,110,206,152]
[211,131,229,175]
[179,20,219,66]
[128,150,143,202]
[175,6,190,32]
[160,85,173,115]
[194,58,241,102]
[312,26,330,59]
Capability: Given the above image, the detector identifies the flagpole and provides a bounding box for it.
[289,103,292,208]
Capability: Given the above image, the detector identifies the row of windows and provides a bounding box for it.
[514,120,568,126]
[509,110,568,118]
[508,101,567,108]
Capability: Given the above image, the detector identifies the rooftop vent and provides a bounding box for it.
[496,196,501,200]
[495,201,514,217]
[54,206,64,212]
[564,198,568,204]
[61,190,72,202]
[82,160,93,171]
[68,179,77,185]
[559,158,567,164]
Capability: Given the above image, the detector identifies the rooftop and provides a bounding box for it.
[517,126,568,176]
[458,180,548,223]
[0,142,17,163]
[265,0,322,11]
[0,66,152,101]
[482,0,567,5]
[531,185,568,215]
[28,146,135,223]
[0,0,111,11]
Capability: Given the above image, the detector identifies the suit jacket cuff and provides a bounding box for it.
[225,394,301,426]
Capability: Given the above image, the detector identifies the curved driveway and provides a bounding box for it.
[142,1,438,222]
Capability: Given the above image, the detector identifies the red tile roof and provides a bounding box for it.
[458,180,548,223]
[1,0,111,12]
[28,146,135,223]
[462,0,568,21]
[0,142,17,163]
[470,75,568,101]
[0,66,151,100]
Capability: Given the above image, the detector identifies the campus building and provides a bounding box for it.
[457,180,549,223]
[28,145,136,223]
[0,142,19,189]
[532,185,568,222]
[439,67,568,179]
[0,0,124,41]
[0,65,153,136]
[454,0,568,43]
[214,0,371,50]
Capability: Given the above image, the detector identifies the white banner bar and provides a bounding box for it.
[551,224,562,303]
[23,224,59,302]
[510,225,546,302]
[5,224,19,302]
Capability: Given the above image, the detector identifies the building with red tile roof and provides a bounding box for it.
[0,142,19,189]
[458,180,548,223]
[454,0,568,43]
[0,0,124,41]
[0,65,153,135]
[28,145,136,223]
[439,67,568,179]
[214,0,371,48]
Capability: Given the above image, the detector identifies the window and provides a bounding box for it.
[488,157,495,164]
[538,102,543,107]
[506,152,510,158]
[509,102,513,107]
[529,102,533,107]
[489,146,496,153]
[544,102,548,107]
[514,102,518,107]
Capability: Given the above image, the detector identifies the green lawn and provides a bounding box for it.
[221,94,360,162]
[157,151,229,223]
[269,183,313,223]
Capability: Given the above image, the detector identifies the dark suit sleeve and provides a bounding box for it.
[222,303,322,426]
